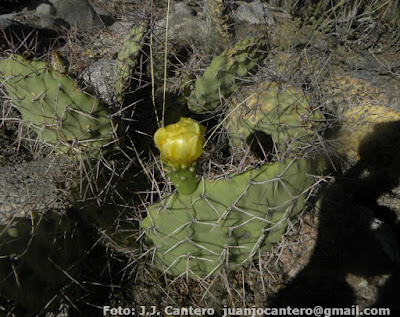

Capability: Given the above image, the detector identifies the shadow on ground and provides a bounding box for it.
[270,120,400,314]
[0,208,129,316]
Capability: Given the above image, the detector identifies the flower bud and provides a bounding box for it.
[154,117,206,166]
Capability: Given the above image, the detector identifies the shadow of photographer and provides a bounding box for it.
[270,120,400,312]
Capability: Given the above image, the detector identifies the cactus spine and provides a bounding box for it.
[141,158,316,278]
[0,55,115,159]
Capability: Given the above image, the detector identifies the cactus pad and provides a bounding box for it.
[141,158,316,278]
[338,105,400,161]
[0,55,115,159]
[329,76,400,161]
[187,38,266,113]
[226,82,323,156]
[204,0,232,44]
[114,23,147,104]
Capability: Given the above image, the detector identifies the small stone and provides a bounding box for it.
[51,0,103,30]
[92,5,114,26]
[109,21,133,37]
[36,3,56,16]
[40,16,56,29]
[173,3,193,16]
[236,1,275,25]
[80,59,117,106]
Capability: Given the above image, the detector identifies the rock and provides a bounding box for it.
[40,15,58,30]
[36,3,56,16]
[1,0,108,32]
[174,2,193,16]
[155,2,209,45]
[0,15,23,29]
[0,158,74,223]
[0,11,65,34]
[80,59,118,106]
[236,0,275,25]
[50,0,103,30]
[0,11,62,54]
[92,5,115,26]
[109,21,133,37]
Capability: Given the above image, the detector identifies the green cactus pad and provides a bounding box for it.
[141,158,316,278]
[226,82,323,155]
[0,55,115,159]
[204,0,233,44]
[187,38,267,113]
[114,23,147,104]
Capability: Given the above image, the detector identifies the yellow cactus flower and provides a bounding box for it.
[154,117,206,166]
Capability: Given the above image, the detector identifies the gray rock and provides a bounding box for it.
[40,15,57,29]
[92,5,115,26]
[80,59,118,106]
[36,3,56,16]
[236,1,275,25]
[0,15,22,29]
[50,0,103,30]
[0,158,74,223]
[155,3,209,45]
[109,21,133,37]
[0,11,64,33]
[1,0,105,31]
[174,2,193,16]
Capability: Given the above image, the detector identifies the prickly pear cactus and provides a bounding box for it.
[328,75,400,161]
[114,23,147,104]
[187,38,267,113]
[226,82,323,156]
[0,55,115,159]
[141,158,317,278]
[339,105,400,161]
[204,0,233,44]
